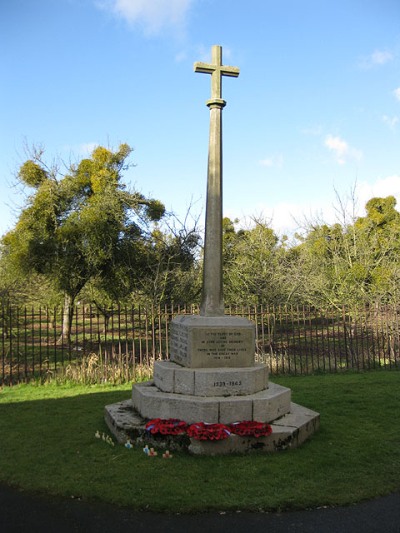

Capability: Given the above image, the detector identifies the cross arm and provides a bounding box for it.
[194,62,240,77]
[194,62,214,74]
[221,66,240,77]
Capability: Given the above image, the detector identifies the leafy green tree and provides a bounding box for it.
[353,196,400,303]
[289,223,356,307]
[135,220,201,305]
[85,216,202,309]
[289,196,400,308]
[2,144,165,341]
[222,217,286,305]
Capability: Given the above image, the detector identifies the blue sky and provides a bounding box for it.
[1,0,399,238]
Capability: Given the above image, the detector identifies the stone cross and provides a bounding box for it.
[194,45,240,103]
[194,45,239,317]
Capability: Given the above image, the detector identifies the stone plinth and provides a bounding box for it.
[104,397,320,455]
[188,403,320,455]
[132,380,291,425]
[154,360,268,397]
[170,315,255,368]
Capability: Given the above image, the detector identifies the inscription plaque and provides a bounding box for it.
[170,315,255,368]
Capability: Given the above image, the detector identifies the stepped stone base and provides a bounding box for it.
[154,361,268,397]
[132,380,291,424]
[104,318,320,454]
[104,397,320,455]
[189,403,320,455]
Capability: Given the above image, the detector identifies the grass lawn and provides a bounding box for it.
[0,371,399,513]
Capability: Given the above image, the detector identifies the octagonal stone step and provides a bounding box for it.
[132,381,291,425]
[153,360,268,397]
[104,399,320,455]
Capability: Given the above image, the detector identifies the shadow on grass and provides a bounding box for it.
[0,372,399,513]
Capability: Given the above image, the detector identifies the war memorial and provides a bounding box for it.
[105,45,319,454]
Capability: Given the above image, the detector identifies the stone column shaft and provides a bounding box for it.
[194,45,239,317]
[200,101,225,316]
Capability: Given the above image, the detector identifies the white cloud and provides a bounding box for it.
[233,199,337,238]
[394,87,400,101]
[382,115,399,130]
[324,135,347,164]
[61,142,99,157]
[259,154,283,168]
[324,135,362,165]
[79,142,99,155]
[259,158,273,168]
[359,49,394,69]
[357,175,400,213]
[175,50,187,62]
[99,0,193,35]
[220,46,233,61]
[370,50,393,65]
[244,176,400,237]
[301,124,323,136]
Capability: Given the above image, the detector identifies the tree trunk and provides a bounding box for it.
[57,292,75,344]
[92,299,112,334]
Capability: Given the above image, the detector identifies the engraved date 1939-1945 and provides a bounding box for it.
[213,380,242,387]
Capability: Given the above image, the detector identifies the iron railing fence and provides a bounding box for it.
[1,303,399,384]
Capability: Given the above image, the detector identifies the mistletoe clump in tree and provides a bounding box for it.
[2,144,165,341]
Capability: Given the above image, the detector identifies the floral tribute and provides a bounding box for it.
[187,422,231,441]
[145,418,188,435]
[229,421,272,438]
[145,418,273,441]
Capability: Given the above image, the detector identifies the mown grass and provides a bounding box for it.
[0,371,399,513]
